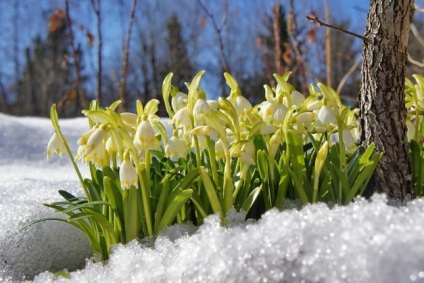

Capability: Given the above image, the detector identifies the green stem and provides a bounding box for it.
[137,162,153,237]
[207,137,219,186]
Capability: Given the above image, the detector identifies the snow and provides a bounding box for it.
[1,113,424,283]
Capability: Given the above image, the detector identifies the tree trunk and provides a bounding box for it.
[360,0,414,199]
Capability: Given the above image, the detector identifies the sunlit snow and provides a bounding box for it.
[1,113,424,283]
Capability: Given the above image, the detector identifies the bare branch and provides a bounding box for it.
[197,0,231,73]
[306,15,368,42]
[407,53,424,68]
[410,23,424,48]
[336,59,361,94]
[119,0,137,111]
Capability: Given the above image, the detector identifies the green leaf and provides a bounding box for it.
[241,186,262,213]
[257,150,269,181]
[156,189,193,234]
[162,73,174,116]
[199,167,223,216]
[187,71,205,113]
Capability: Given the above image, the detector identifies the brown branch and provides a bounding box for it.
[119,0,137,112]
[64,0,87,112]
[90,0,103,106]
[272,4,283,75]
[197,0,231,73]
[307,15,368,43]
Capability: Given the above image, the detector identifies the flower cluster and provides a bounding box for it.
[45,71,381,261]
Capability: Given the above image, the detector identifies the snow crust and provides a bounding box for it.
[1,113,424,283]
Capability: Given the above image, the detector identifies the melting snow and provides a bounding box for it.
[1,113,424,283]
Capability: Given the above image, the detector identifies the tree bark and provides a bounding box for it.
[360,0,414,199]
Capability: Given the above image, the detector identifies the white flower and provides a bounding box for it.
[120,112,138,129]
[105,136,118,155]
[407,120,416,140]
[134,120,159,150]
[85,128,105,156]
[291,91,305,108]
[306,100,323,111]
[296,112,315,123]
[268,129,282,159]
[343,130,356,152]
[77,128,96,146]
[259,101,277,122]
[215,139,225,160]
[191,125,218,140]
[207,100,220,111]
[47,132,66,158]
[274,104,288,124]
[228,94,252,116]
[193,98,211,125]
[84,142,109,168]
[317,105,336,127]
[171,92,188,112]
[172,107,192,130]
[165,136,188,160]
[120,160,138,190]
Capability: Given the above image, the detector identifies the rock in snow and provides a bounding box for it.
[0,113,424,283]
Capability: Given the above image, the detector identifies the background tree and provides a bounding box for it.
[166,14,195,91]
[14,9,81,117]
[360,0,414,199]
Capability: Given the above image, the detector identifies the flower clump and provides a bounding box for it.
[45,71,385,261]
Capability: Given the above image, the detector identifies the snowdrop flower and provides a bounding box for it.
[259,101,277,122]
[105,136,118,156]
[172,107,192,130]
[134,118,159,150]
[215,139,226,160]
[407,120,416,140]
[171,92,188,112]
[296,112,315,123]
[207,100,220,111]
[193,97,211,125]
[342,130,357,152]
[317,105,336,127]
[259,100,288,125]
[273,104,289,125]
[165,136,188,160]
[77,128,96,146]
[85,128,105,156]
[47,132,66,158]
[228,94,252,116]
[290,90,305,108]
[84,142,109,168]
[306,100,323,111]
[120,159,138,190]
[268,129,282,159]
[120,112,138,129]
[191,125,218,140]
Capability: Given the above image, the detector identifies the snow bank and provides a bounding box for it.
[1,113,424,283]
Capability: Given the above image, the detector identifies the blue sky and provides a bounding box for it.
[0,0,378,102]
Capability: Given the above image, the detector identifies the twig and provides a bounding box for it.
[408,53,424,68]
[306,15,368,43]
[336,59,360,94]
[197,0,231,73]
[410,23,424,48]
[90,0,102,106]
[64,0,87,111]
[119,0,137,111]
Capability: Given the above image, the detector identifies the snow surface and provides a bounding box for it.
[1,113,424,283]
